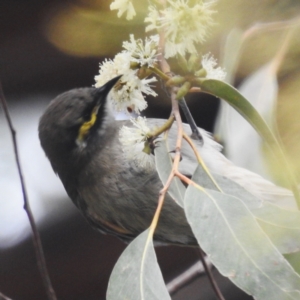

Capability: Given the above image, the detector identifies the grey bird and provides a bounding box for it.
[38,76,296,246]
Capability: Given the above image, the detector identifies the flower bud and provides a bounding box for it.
[187,54,201,72]
[177,54,189,73]
[194,68,207,78]
[176,81,191,100]
[166,76,185,86]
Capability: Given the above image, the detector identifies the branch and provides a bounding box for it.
[0,291,13,300]
[166,260,209,295]
[198,249,226,300]
[153,6,225,298]
[0,83,57,300]
[166,252,226,300]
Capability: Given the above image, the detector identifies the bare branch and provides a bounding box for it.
[0,291,13,300]
[0,83,57,300]
[198,249,226,300]
[167,252,226,300]
[166,260,209,295]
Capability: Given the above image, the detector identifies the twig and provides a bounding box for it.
[0,291,13,300]
[166,259,210,295]
[167,252,226,300]
[149,88,183,234]
[198,249,226,300]
[154,4,225,298]
[0,83,57,300]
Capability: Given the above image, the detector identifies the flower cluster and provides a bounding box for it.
[145,0,216,58]
[122,34,159,67]
[119,117,155,169]
[94,35,158,114]
[94,35,159,169]
[103,0,224,169]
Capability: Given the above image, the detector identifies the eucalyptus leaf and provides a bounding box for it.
[191,164,262,209]
[154,139,186,206]
[192,165,300,253]
[192,165,297,210]
[252,203,300,254]
[199,78,300,206]
[215,62,278,178]
[184,185,300,300]
[258,221,300,254]
[285,252,300,275]
[107,229,171,300]
[200,79,277,146]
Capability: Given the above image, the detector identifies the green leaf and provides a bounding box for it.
[107,229,171,300]
[190,164,262,209]
[184,185,300,300]
[192,165,300,254]
[215,62,279,177]
[200,79,278,148]
[199,79,300,206]
[252,203,300,254]
[285,252,300,275]
[154,139,186,206]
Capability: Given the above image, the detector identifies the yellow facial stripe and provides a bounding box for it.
[77,107,98,142]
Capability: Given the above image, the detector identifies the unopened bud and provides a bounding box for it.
[192,78,205,87]
[176,81,191,100]
[194,68,207,78]
[177,54,189,73]
[166,76,185,86]
[187,54,200,72]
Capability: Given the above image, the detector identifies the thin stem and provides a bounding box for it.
[148,115,175,139]
[0,83,57,300]
[167,260,209,295]
[149,66,170,81]
[178,97,203,144]
[149,89,183,232]
[149,162,174,235]
[198,249,226,300]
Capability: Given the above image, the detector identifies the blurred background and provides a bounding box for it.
[1,0,300,299]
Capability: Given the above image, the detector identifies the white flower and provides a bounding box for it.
[122,34,159,67]
[119,117,155,169]
[145,0,216,58]
[94,52,157,114]
[110,70,157,113]
[110,0,136,20]
[94,52,130,87]
[201,53,226,80]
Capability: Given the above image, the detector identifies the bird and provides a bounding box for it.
[38,76,297,246]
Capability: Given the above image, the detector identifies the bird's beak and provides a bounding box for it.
[93,75,122,104]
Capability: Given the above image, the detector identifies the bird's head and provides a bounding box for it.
[38,75,121,172]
